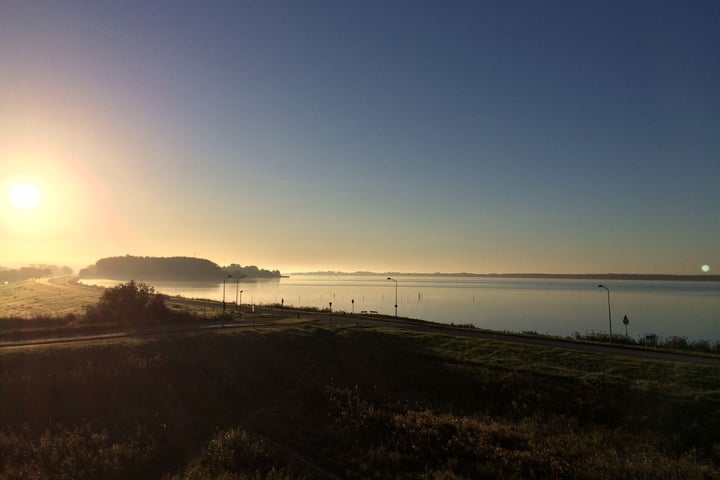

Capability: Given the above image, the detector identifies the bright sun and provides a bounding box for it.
[9,183,40,209]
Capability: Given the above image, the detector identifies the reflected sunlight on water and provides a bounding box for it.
[80,276,720,340]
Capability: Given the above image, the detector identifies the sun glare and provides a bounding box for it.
[9,183,40,209]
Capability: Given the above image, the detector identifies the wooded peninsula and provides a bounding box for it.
[78,255,282,281]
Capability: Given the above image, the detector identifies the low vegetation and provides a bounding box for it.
[1,326,719,479]
[0,281,202,341]
[83,280,193,326]
[575,330,720,354]
[0,277,102,318]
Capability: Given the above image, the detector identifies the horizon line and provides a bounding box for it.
[288,271,719,279]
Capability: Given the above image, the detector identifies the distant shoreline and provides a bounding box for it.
[291,272,720,282]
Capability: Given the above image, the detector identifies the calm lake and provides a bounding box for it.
[80,275,720,341]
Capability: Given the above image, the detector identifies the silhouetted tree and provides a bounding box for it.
[86,280,168,325]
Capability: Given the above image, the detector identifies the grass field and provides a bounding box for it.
[0,277,103,318]
[0,277,254,321]
[1,327,719,479]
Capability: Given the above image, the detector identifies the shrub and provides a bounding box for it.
[85,280,169,325]
[174,427,305,479]
[0,422,156,480]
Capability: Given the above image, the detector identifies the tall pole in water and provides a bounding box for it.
[387,277,398,318]
[235,275,246,314]
[598,284,613,344]
[623,315,629,341]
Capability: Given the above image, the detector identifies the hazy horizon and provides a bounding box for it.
[2,255,716,279]
[2,1,718,276]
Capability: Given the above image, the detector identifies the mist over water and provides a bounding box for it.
[81,275,720,341]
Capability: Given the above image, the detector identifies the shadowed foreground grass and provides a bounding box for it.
[1,327,718,479]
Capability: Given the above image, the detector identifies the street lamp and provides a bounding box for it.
[387,277,398,318]
[222,274,232,322]
[598,284,613,344]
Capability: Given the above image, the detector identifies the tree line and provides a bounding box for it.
[0,265,73,283]
[78,255,281,281]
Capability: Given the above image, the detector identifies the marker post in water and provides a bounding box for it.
[598,284,613,344]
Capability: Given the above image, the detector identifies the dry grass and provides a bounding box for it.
[1,328,718,479]
[0,277,103,318]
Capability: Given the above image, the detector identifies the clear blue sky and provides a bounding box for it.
[1,1,718,274]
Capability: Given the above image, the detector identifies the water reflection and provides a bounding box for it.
[80,276,720,341]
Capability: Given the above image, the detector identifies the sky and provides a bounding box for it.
[1,1,718,274]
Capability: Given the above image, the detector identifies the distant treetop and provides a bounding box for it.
[0,265,73,283]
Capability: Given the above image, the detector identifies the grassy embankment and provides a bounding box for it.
[1,326,719,479]
[0,277,248,342]
[0,277,102,318]
[0,276,225,319]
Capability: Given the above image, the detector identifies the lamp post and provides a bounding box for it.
[598,284,613,344]
[387,277,398,318]
[222,274,232,324]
